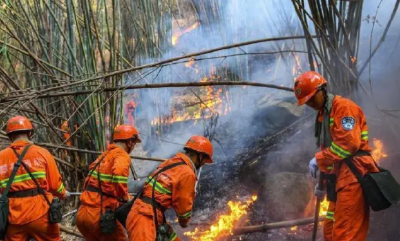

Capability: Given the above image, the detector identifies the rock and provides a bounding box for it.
[255,172,313,222]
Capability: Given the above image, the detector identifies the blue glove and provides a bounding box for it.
[309,157,319,178]
[314,183,326,200]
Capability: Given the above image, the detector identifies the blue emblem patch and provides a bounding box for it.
[342,117,355,131]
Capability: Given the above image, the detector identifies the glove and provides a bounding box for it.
[309,157,319,178]
[314,183,325,200]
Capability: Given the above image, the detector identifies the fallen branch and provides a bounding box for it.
[232,216,325,235]
[37,142,167,162]
[59,224,83,238]
[2,81,293,100]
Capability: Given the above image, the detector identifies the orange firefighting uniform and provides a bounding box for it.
[76,144,131,241]
[0,139,66,241]
[126,153,197,241]
[316,96,379,241]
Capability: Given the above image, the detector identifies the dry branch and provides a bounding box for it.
[2,81,293,101]
[232,216,325,235]
[59,224,83,238]
[38,142,166,162]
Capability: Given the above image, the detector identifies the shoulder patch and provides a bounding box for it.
[341,116,355,131]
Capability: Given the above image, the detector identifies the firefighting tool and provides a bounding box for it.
[345,151,400,211]
[314,183,325,200]
[312,173,324,241]
[68,192,82,196]
[0,145,31,239]
[11,147,63,224]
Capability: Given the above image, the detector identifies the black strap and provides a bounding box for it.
[8,189,39,198]
[12,147,52,206]
[344,150,372,183]
[86,186,118,199]
[149,162,186,234]
[140,196,164,211]
[0,145,32,200]
[87,152,109,216]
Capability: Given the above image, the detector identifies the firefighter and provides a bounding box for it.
[294,71,379,241]
[0,116,68,241]
[126,135,213,241]
[76,124,141,241]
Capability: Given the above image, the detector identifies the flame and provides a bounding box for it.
[185,196,257,241]
[350,56,357,64]
[151,76,230,126]
[319,197,329,216]
[372,138,387,163]
[290,226,298,231]
[172,22,200,46]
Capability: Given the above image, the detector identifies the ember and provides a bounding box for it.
[185,196,257,241]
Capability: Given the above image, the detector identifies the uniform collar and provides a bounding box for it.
[175,152,198,177]
[107,143,124,152]
[10,139,32,149]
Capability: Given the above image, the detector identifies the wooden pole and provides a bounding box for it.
[232,216,325,235]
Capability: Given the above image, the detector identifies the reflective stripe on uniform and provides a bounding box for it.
[327,165,334,170]
[177,211,192,219]
[57,183,65,193]
[326,211,334,221]
[330,142,351,159]
[146,177,172,195]
[91,171,128,184]
[361,131,368,140]
[170,231,178,241]
[329,118,334,126]
[0,171,46,188]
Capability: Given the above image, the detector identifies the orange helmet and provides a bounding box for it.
[6,116,34,135]
[294,71,327,106]
[184,135,213,164]
[113,124,141,142]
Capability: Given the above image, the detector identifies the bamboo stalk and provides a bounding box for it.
[37,142,166,162]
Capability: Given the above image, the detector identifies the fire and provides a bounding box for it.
[290,226,298,231]
[319,197,329,216]
[172,22,200,46]
[350,56,357,64]
[372,138,387,163]
[151,77,230,126]
[185,196,257,241]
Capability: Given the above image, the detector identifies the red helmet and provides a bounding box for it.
[6,116,34,135]
[184,135,213,164]
[294,71,327,106]
[113,124,141,142]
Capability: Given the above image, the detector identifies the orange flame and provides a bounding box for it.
[372,138,387,163]
[151,76,231,126]
[185,58,196,68]
[172,22,200,46]
[319,197,329,216]
[184,196,257,241]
